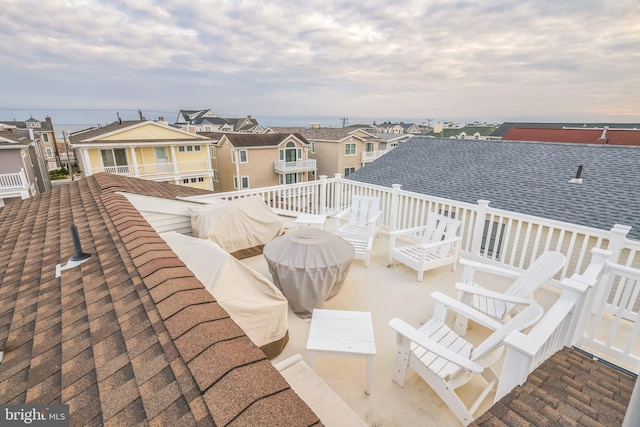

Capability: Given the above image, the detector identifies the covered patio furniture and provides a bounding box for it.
[388,213,462,281]
[389,291,543,426]
[189,195,284,259]
[264,228,355,318]
[161,231,289,358]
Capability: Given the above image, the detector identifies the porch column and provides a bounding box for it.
[82,149,93,176]
[170,146,178,174]
[129,147,139,177]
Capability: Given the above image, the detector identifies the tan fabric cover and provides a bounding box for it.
[189,196,284,254]
[161,231,289,356]
[264,228,354,318]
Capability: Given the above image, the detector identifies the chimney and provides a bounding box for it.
[138,109,144,121]
[598,126,609,144]
[117,112,122,124]
[247,114,252,119]
[158,116,165,122]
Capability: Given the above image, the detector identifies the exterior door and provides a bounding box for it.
[154,147,171,173]
[101,148,129,174]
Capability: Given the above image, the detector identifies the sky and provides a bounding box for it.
[1,0,640,128]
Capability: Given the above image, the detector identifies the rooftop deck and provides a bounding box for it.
[241,218,561,426]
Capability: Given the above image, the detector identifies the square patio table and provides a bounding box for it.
[294,213,326,229]
[306,308,376,394]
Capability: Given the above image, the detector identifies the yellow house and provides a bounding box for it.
[70,120,216,190]
[201,132,315,192]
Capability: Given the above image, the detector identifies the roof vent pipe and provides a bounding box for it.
[56,225,92,278]
[569,165,584,184]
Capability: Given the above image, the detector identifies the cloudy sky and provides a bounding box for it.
[1,0,639,127]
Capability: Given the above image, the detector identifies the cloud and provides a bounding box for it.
[1,0,639,124]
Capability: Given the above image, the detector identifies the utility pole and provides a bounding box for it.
[63,130,74,181]
[340,117,349,128]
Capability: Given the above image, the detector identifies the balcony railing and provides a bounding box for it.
[274,159,317,173]
[93,161,209,177]
[361,150,388,162]
[0,170,28,191]
[182,174,640,397]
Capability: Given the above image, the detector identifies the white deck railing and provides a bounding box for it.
[274,159,317,173]
[361,150,388,162]
[0,170,28,190]
[92,161,209,177]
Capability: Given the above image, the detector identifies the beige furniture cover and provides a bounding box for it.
[264,228,355,318]
[161,231,289,358]
[189,196,284,258]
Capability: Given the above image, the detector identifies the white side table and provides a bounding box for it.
[306,309,376,394]
[294,213,326,229]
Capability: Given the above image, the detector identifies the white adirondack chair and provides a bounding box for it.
[455,251,565,329]
[389,292,543,426]
[334,195,382,240]
[341,234,374,267]
[388,213,462,281]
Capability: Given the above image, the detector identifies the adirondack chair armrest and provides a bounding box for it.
[367,210,382,225]
[334,207,352,220]
[388,225,429,237]
[418,236,462,251]
[455,283,538,307]
[459,258,522,282]
[431,291,504,331]
[388,318,484,373]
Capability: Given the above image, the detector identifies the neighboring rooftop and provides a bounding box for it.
[199,132,311,148]
[491,122,640,138]
[347,137,640,239]
[502,127,640,146]
[0,173,319,426]
[473,347,635,427]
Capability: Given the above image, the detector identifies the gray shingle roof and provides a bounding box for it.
[348,137,640,240]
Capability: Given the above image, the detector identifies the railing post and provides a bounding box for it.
[470,200,490,261]
[389,184,402,231]
[607,224,632,264]
[333,173,342,213]
[19,169,28,189]
[318,175,327,215]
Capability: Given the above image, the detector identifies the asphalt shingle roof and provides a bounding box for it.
[348,137,640,240]
[472,347,636,427]
[502,127,640,146]
[0,173,320,426]
[491,122,640,138]
[201,132,310,148]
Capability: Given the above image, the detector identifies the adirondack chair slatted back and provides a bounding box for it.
[421,214,461,257]
[505,252,566,302]
[470,302,543,363]
[349,196,379,227]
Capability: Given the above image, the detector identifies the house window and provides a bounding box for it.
[344,167,356,177]
[195,146,201,151]
[233,176,238,189]
[345,143,356,156]
[213,170,219,181]
[46,148,53,157]
[281,173,297,185]
[182,178,189,184]
[190,178,197,183]
[100,148,128,172]
[239,150,248,163]
[311,142,315,154]
[43,134,49,143]
[187,146,193,152]
[179,146,185,152]
[365,142,375,152]
[198,177,204,182]
[481,220,505,257]
[241,176,249,189]
[211,146,217,158]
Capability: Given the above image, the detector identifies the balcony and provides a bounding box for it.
[92,160,210,178]
[178,175,639,425]
[361,149,388,163]
[0,170,28,191]
[274,159,317,173]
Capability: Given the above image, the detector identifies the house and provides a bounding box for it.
[490,122,640,139]
[69,120,216,190]
[296,126,385,178]
[200,132,315,190]
[0,125,50,206]
[502,126,640,145]
[1,116,64,170]
[426,123,499,140]
[373,121,414,134]
[0,173,320,425]
[175,109,263,133]
[347,137,640,240]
